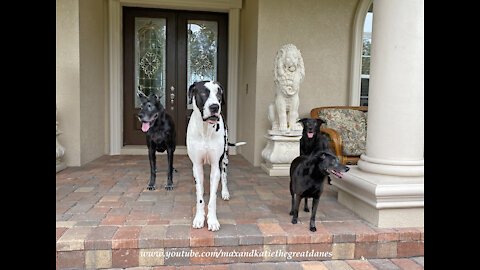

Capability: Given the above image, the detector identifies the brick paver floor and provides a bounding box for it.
[99,257,425,269]
[56,155,423,269]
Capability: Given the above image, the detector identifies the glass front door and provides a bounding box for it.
[123,8,228,146]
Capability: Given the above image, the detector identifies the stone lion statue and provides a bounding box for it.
[268,44,305,132]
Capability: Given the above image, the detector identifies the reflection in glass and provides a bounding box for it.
[360,3,373,106]
[187,20,218,109]
[135,18,166,108]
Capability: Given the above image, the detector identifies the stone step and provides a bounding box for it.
[56,222,423,269]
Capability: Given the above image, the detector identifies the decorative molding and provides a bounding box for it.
[348,0,373,106]
[109,0,123,155]
[227,8,240,154]
[332,167,424,209]
[120,0,241,11]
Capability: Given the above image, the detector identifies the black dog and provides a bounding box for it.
[298,118,332,213]
[289,151,349,232]
[298,118,329,156]
[137,89,176,190]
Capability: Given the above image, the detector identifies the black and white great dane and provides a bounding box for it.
[187,81,245,231]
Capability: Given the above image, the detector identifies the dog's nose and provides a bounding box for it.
[345,167,350,172]
[209,104,219,113]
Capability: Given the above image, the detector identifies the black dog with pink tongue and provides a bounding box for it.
[137,89,176,191]
[298,118,330,157]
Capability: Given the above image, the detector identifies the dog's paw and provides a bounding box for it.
[192,214,205,229]
[304,208,310,213]
[291,217,298,224]
[164,184,174,190]
[146,185,156,191]
[207,217,220,231]
[221,190,230,201]
[310,226,317,232]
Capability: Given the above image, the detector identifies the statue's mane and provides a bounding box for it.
[274,44,305,96]
[273,44,305,95]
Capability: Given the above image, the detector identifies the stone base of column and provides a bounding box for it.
[332,166,424,228]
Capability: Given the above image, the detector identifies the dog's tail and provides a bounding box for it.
[228,142,246,147]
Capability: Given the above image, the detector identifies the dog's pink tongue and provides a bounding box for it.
[141,122,150,132]
[307,132,314,138]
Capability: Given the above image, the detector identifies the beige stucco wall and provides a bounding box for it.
[238,0,359,166]
[56,0,108,166]
[79,0,108,165]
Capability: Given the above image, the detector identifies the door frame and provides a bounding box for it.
[108,0,241,155]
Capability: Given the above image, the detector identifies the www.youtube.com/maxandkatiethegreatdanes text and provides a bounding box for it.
[140,249,333,260]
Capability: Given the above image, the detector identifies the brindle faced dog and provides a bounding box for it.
[289,151,349,232]
[137,88,176,191]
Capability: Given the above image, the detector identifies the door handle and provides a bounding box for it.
[169,86,175,110]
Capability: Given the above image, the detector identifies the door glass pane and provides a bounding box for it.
[135,17,166,108]
[187,20,218,109]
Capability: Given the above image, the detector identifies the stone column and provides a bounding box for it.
[358,0,424,176]
[332,0,424,227]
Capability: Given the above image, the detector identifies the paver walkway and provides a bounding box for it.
[56,155,423,269]
[101,257,424,269]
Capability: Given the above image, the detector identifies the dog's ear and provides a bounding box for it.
[188,83,196,104]
[297,118,309,126]
[155,93,164,105]
[137,86,148,104]
[317,152,327,160]
[214,81,226,105]
[153,94,165,111]
[316,118,326,127]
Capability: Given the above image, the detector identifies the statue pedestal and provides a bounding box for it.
[56,129,67,173]
[261,130,302,176]
[56,107,67,173]
[56,160,67,173]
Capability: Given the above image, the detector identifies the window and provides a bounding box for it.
[360,4,373,106]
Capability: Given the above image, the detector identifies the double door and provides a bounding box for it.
[123,7,228,145]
